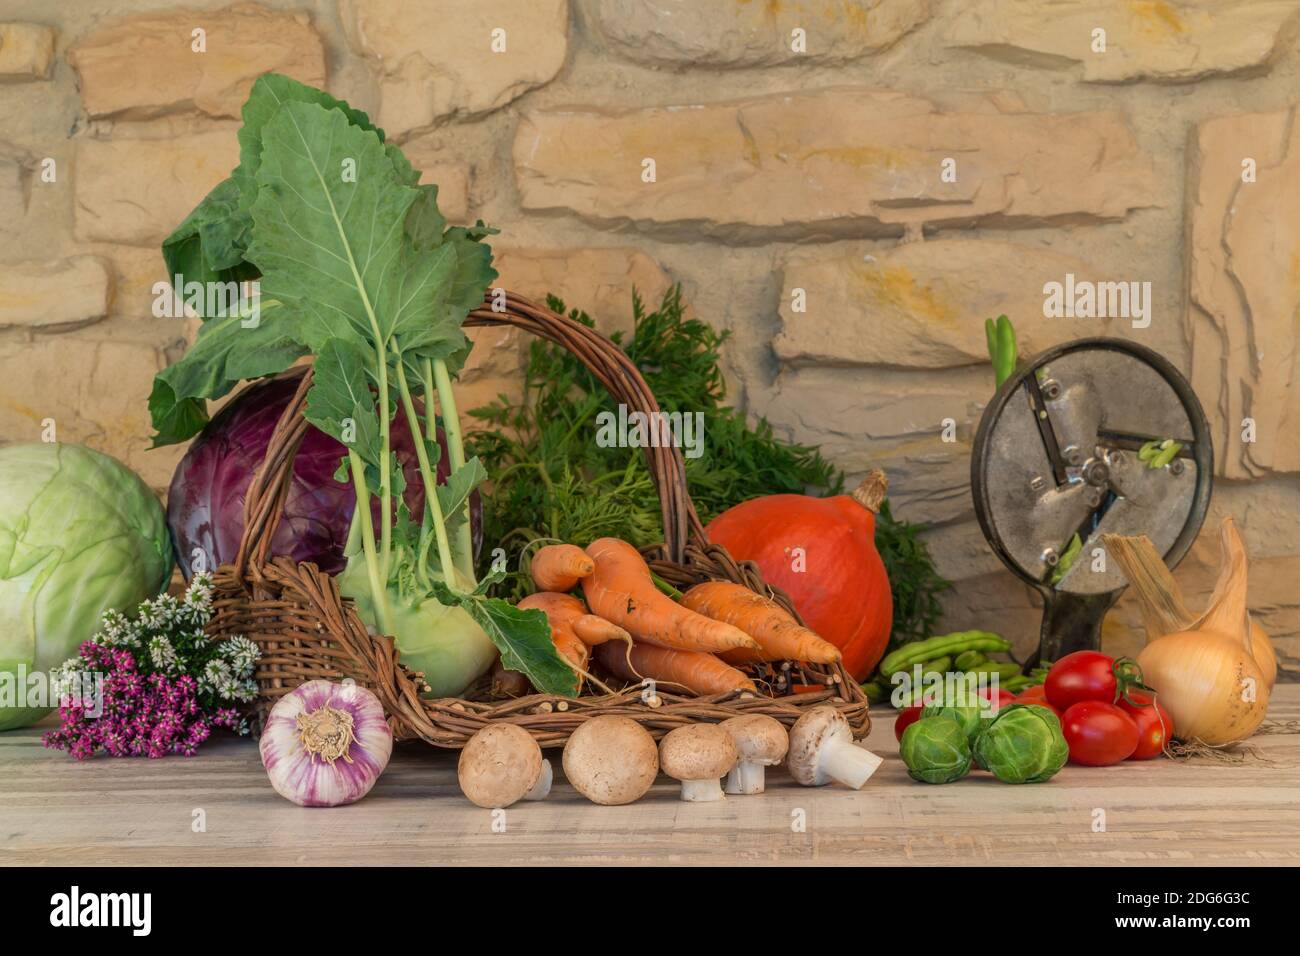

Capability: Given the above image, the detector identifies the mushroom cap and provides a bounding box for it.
[562,715,659,805]
[659,724,738,781]
[458,723,544,809]
[720,714,789,765]
[786,707,851,786]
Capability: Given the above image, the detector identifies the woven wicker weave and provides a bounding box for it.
[207,291,869,748]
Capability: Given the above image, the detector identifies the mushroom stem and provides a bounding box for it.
[821,741,884,790]
[526,759,553,801]
[725,761,767,795]
[680,777,726,802]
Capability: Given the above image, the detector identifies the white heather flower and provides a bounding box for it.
[201,658,233,695]
[222,636,260,676]
[148,634,178,672]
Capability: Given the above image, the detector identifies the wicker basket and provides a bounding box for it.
[207,290,869,748]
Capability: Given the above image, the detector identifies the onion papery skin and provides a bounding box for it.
[1137,631,1269,747]
[260,679,393,807]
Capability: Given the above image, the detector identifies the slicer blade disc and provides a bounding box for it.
[970,338,1213,662]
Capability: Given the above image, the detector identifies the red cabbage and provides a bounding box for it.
[167,373,481,578]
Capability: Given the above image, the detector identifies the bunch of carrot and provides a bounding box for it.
[493,537,842,698]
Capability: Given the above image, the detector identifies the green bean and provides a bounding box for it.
[879,631,1011,677]
[861,679,886,703]
[1138,439,1161,462]
[1003,675,1034,693]
[921,655,952,676]
[954,649,987,671]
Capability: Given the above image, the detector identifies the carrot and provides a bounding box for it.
[518,593,590,685]
[581,538,760,654]
[595,642,756,696]
[530,544,595,592]
[572,614,632,648]
[682,581,842,665]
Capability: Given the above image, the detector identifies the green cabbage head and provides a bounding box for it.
[0,444,172,730]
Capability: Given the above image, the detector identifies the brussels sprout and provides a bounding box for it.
[973,703,1069,784]
[921,700,987,748]
[0,444,172,730]
[900,716,973,784]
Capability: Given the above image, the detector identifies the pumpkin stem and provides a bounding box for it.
[849,469,888,513]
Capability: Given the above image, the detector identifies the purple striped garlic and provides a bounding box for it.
[260,679,393,807]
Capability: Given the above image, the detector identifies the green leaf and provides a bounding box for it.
[437,455,486,566]
[405,184,448,249]
[247,100,457,356]
[160,178,258,316]
[235,73,417,218]
[163,75,419,304]
[305,337,382,465]
[437,456,486,522]
[430,585,578,697]
[147,380,210,449]
[148,301,305,446]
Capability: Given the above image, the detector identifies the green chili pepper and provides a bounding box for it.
[1149,440,1182,469]
[954,649,987,671]
[879,630,1011,678]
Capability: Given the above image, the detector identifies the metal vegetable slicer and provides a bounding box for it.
[970,338,1213,666]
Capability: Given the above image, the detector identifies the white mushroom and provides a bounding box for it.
[659,724,738,802]
[458,723,552,808]
[787,707,882,790]
[720,714,789,794]
[562,715,659,805]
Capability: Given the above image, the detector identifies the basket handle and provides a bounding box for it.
[233,290,706,577]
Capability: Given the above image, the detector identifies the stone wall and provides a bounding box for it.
[1,0,1297,676]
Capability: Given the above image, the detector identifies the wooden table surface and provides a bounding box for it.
[3,687,1298,866]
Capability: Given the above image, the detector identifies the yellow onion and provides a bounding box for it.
[1105,527,1275,690]
[1129,520,1270,746]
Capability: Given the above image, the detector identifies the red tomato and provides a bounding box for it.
[894,705,923,741]
[1016,684,1048,703]
[1061,701,1139,766]
[1045,651,1118,710]
[1116,689,1174,760]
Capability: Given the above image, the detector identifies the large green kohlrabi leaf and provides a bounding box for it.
[246,100,462,355]
[160,177,260,316]
[148,301,306,447]
[235,73,417,221]
[162,75,419,303]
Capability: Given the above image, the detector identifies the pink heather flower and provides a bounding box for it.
[43,643,246,761]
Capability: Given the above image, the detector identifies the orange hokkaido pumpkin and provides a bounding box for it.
[705,470,893,681]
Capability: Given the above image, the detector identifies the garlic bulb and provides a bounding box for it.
[1128,520,1270,746]
[260,679,393,807]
